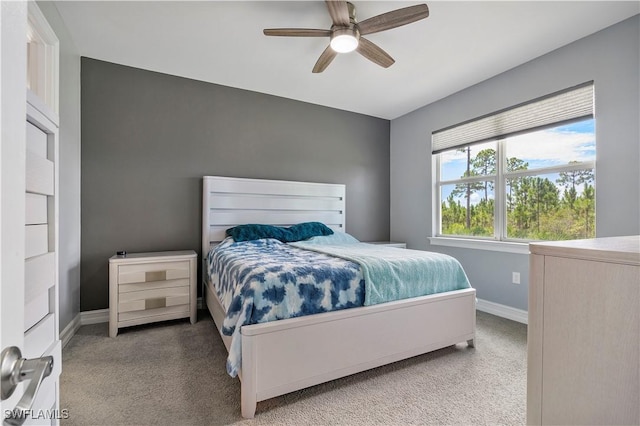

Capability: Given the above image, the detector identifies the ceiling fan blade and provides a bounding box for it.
[312,45,338,73]
[325,0,350,27]
[263,28,332,37]
[356,37,395,68]
[357,4,429,35]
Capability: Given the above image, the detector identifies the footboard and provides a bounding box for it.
[239,288,476,418]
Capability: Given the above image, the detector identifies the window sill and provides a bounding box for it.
[428,237,530,254]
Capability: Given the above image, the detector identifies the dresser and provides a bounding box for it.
[109,250,197,337]
[528,236,639,425]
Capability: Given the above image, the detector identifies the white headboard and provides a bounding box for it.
[202,176,346,257]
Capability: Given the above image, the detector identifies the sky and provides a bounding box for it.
[439,118,595,204]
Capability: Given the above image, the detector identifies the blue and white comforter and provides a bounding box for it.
[207,237,365,377]
[292,242,471,306]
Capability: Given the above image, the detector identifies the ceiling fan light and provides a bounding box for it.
[330,34,358,53]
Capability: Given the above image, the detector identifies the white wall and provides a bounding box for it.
[38,2,81,331]
[390,15,640,310]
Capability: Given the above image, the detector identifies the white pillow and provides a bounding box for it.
[301,232,360,245]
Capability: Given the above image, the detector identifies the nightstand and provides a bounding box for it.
[109,250,197,337]
[365,241,407,248]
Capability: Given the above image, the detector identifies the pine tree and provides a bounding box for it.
[471,148,496,201]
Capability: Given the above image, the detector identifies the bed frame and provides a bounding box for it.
[202,176,476,418]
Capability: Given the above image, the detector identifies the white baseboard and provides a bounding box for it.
[60,314,81,348]
[476,298,528,324]
[79,297,204,325]
[80,308,109,325]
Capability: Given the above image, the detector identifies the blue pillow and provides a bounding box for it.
[226,222,334,243]
[286,222,334,241]
[226,224,288,242]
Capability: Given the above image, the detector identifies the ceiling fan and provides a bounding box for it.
[263,1,429,73]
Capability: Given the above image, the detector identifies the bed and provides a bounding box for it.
[202,176,476,418]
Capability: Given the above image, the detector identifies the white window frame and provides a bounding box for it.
[430,83,595,254]
[432,136,595,253]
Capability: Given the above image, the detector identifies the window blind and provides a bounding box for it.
[432,82,594,154]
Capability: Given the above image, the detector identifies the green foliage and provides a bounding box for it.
[441,197,494,237]
[441,150,595,241]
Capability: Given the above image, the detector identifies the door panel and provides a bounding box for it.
[25,224,49,258]
[1,0,29,420]
[26,122,47,157]
[25,194,48,225]
[25,252,55,300]
[25,150,54,195]
[2,2,61,422]
[25,290,51,331]
[20,97,62,425]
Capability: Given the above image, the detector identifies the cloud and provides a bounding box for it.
[505,129,595,164]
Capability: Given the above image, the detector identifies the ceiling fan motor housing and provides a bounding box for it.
[329,1,360,52]
[330,25,360,53]
[331,25,360,42]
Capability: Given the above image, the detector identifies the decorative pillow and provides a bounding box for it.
[226,222,334,243]
[286,222,334,241]
[226,224,288,242]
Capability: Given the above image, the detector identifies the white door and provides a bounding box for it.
[1,2,62,425]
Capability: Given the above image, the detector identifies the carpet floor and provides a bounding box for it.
[60,310,527,425]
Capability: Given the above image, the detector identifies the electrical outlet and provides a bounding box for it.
[512,272,521,284]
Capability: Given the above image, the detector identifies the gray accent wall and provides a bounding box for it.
[81,58,390,311]
[390,15,640,311]
[39,2,82,332]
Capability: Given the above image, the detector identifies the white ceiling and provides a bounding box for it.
[54,1,639,119]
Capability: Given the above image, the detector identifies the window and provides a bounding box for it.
[433,83,595,243]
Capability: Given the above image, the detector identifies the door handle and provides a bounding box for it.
[1,347,53,426]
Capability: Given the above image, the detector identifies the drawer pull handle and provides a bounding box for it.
[145,271,166,282]
[145,298,166,310]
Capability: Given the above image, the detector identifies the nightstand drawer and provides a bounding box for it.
[119,294,190,314]
[118,304,190,322]
[118,278,190,294]
[118,260,190,284]
[119,285,189,303]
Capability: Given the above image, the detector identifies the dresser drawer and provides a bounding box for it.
[118,260,190,284]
